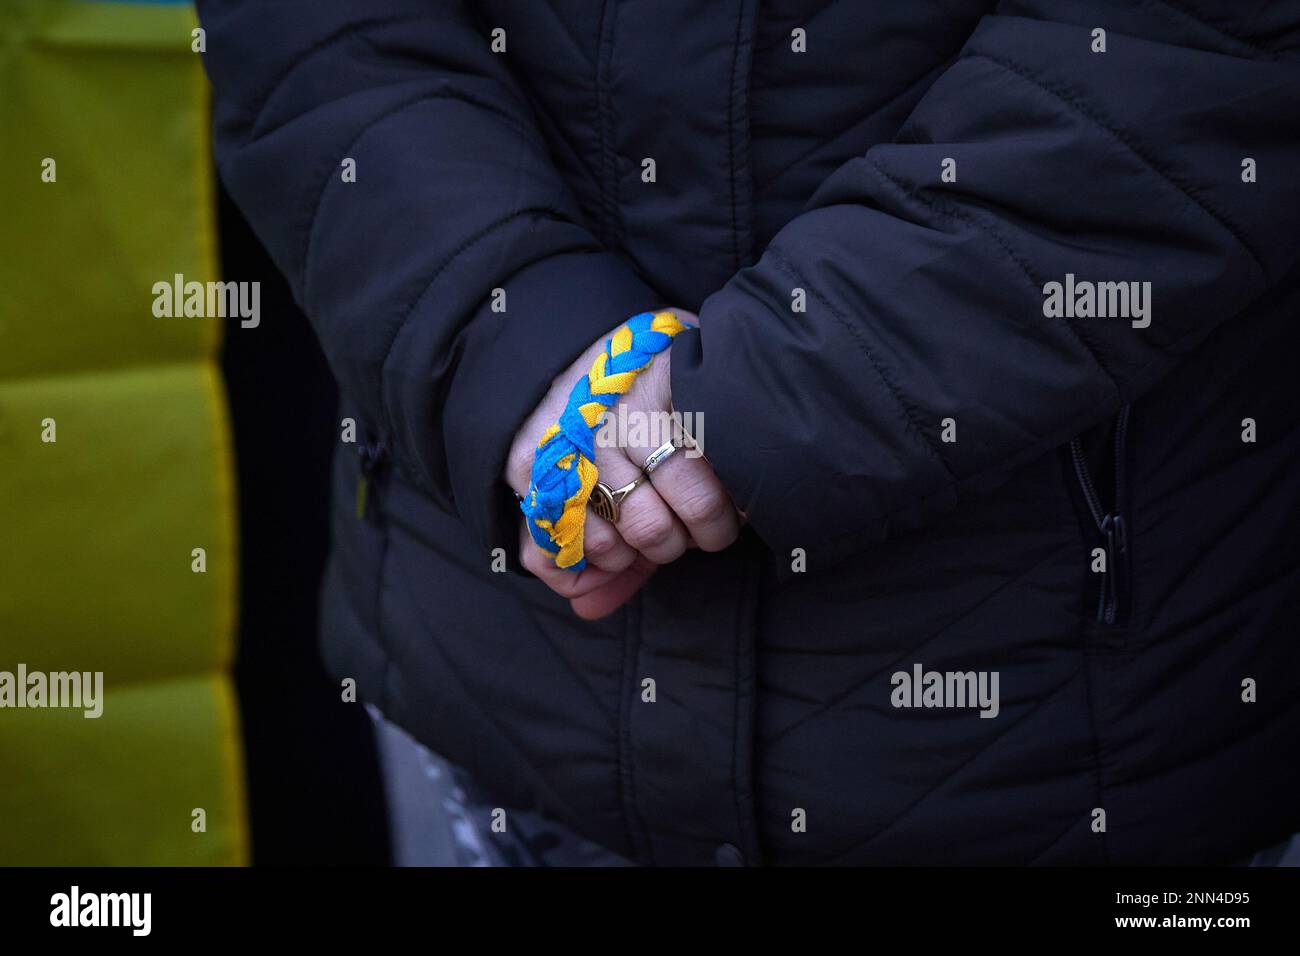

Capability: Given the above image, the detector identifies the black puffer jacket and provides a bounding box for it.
[200,0,1300,864]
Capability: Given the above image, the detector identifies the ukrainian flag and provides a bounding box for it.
[0,0,247,864]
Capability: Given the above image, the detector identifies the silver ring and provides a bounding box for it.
[642,440,678,475]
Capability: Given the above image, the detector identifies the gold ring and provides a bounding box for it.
[590,477,643,523]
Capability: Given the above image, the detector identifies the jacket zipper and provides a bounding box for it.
[356,441,387,519]
[1069,405,1131,625]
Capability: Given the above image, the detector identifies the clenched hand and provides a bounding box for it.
[503,309,740,619]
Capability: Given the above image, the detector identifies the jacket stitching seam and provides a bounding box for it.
[299,89,539,314]
[751,48,956,199]
[385,543,598,827]
[1135,0,1282,58]
[862,155,1122,403]
[733,553,762,863]
[1079,637,1112,864]
[964,49,1270,283]
[818,665,1083,864]
[618,599,653,863]
[1024,813,1087,865]
[727,2,744,272]
[595,1,621,248]
[238,14,433,145]
[373,206,575,483]
[525,624,620,730]
[765,539,1078,745]
[764,246,957,483]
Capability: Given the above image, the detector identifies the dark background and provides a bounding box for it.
[217,185,391,865]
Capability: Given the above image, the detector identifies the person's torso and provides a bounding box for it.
[321,0,1300,865]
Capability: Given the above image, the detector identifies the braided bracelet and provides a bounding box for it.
[520,310,688,571]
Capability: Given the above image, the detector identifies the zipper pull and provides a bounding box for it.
[356,442,386,519]
[1099,513,1127,625]
[1109,513,1127,556]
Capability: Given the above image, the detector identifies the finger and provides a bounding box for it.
[517,520,620,599]
[570,556,657,621]
[509,410,634,574]
[582,510,638,573]
[632,440,738,552]
[516,473,637,574]
[594,447,689,565]
[505,427,545,498]
[505,337,612,496]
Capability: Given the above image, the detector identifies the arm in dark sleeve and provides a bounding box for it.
[671,0,1300,572]
[197,0,657,550]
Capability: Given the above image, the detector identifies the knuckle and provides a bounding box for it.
[677,489,731,528]
[520,543,541,573]
[549,574,578,598]
[507,441,538,491]
[621,508,675,551]
[584,528,616,560]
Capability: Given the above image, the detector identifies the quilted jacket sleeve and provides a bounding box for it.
[671,0,1300,573]
[197,0,658,552]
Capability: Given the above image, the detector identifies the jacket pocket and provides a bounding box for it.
[1068,405,1133,627]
